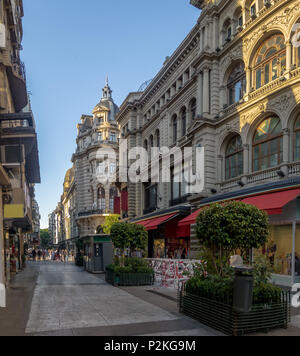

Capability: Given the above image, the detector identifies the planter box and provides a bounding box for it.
[105,268,154,287]
[178,287,290,336]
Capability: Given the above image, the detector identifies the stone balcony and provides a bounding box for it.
[220,161,300,193]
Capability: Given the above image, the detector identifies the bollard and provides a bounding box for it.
[0,283,5,308]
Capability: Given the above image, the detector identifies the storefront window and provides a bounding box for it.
[153,239,165,259]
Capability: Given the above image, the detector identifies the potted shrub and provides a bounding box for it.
[179,202,290,335]
[106,223,154,286]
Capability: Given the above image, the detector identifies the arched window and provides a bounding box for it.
[144,139,148,152]
[233,7,243,32]
[98,187,106,211]
[172,115,178,143]
[189,98,197,121]
[227,62,246,105]
[225,136,243,180]
[155,129,160,148]
[294,115,300,161]
[181,107,187,136]
[149,135,154,148]
[222,18,232,44]
[109,187,118,213]
[254,34,286,90]
[253,117,283,172]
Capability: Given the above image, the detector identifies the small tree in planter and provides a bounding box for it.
[127,224,148,257]
[107,223,152,286]
[110,222,148,263]
[179,203,290,335]
[196,202,269,276]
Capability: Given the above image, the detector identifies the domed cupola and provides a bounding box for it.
[93,78,119,122]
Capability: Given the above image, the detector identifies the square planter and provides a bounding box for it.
[105,268,154,287]
[178,287,290,336]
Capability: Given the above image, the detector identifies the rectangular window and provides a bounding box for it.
[110,133,116,142]
[264,64,270,85]
[272,59,278,80]
[256,69,262,89]
[251,4,256,17]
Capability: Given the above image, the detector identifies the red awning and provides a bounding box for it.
[135,213,177,231]
[146,213,177,231]
[178,188,300,227]
[178,209,202,227]
[242,189,300,215]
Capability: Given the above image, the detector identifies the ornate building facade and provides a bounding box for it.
[72,80,120,239]
[116,0,300,285]
[51,81,119,271]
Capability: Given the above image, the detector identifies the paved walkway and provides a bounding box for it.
[0,262,221,336]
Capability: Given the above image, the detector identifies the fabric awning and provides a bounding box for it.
[242,189,300,215]
[135,213,177,231]
[178,188,300,227]
[178,209,202,227]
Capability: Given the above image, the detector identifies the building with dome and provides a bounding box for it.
[52,80,120,271]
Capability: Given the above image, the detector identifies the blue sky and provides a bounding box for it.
[21,0,200,228]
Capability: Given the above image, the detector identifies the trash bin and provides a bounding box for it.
[233,266,254,314]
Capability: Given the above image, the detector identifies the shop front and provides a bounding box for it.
[179,180,300,287]
[133,206,191,259]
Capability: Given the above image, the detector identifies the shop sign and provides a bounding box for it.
[4,204,24,219]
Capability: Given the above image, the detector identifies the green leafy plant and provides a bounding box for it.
[110,222,148,265]
[196,202,269,276]
[107,257,153,276]
[101,215,120,235]
[253,254,273,285]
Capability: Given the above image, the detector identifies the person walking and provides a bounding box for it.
[32,249,36,262]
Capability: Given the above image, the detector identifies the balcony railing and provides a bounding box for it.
[289,161,300,177]
[78,209,105,218]
[220,177,243,191]
[220,161,300,192]
[247,166,280,185]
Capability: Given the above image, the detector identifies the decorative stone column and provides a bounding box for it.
[219,85,226,110]
[243,144,250,176]
[203,67,210,116]
[282,128,290,176]
[246,67,251,94]
[217,155,224,185]
[286,41,292,74]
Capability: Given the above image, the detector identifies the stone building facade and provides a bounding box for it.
[51,81,120,263]
[71,80,120,239]
[116,0,300,284]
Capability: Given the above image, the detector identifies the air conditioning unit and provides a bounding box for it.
[0,145,24,165]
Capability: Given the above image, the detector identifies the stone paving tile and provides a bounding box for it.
[25,263,181,334]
